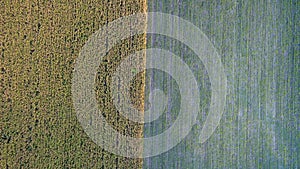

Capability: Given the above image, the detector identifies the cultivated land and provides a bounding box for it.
[144,0,299,168]
[1,0,299,168]
[1,0,147,168]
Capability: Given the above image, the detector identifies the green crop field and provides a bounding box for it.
[144,0,299,168]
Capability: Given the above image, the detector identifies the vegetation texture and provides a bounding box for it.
[144,0,299,168]
[0,0,147,168]
[0,0,299,169]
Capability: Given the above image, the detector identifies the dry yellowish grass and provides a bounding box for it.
[0,0,147,168]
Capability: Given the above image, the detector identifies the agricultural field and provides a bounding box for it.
[1,0,147,168]
[1,0,299,169]
[144,0,299,168]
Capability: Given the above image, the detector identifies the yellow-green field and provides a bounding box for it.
[1,0,147,168]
